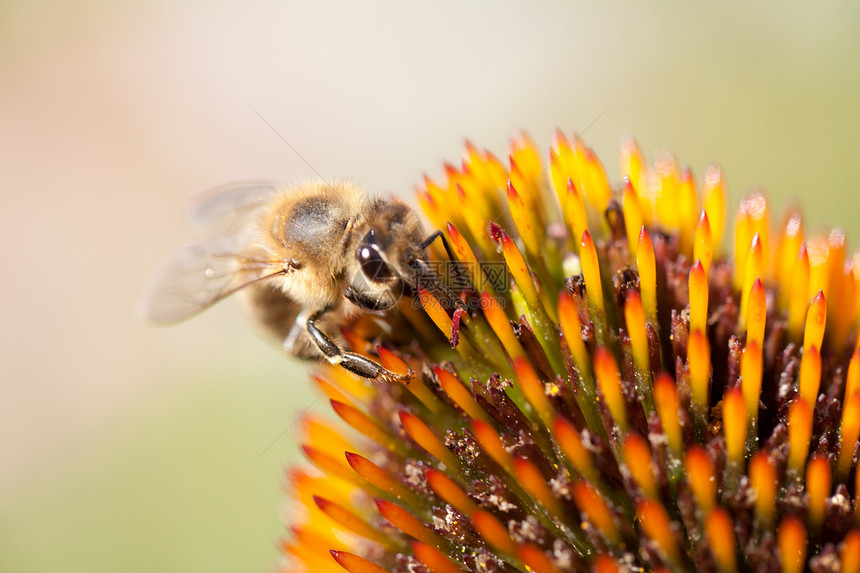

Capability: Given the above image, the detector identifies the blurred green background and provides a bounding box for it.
[1,1,858,572]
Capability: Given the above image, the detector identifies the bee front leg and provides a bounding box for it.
[343,286,397,311]
[305,308,411,383]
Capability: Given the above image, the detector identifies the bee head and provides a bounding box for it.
[352,198,425,291]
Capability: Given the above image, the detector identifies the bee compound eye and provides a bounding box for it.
[358,246,394,283]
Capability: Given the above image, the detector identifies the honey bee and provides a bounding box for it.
[138,180,461,382]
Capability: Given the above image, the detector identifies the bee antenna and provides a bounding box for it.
[411,259,467,314]
[419,229,458,261]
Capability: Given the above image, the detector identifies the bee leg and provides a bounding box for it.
[343,286,397,311]
[305,309,411,383]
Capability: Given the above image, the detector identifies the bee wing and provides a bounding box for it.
[137,232,287,324]
[187,180,281,232]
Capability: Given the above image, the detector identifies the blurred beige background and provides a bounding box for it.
[1,1,858,572]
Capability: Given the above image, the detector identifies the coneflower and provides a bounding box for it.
[279,133,860,573]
